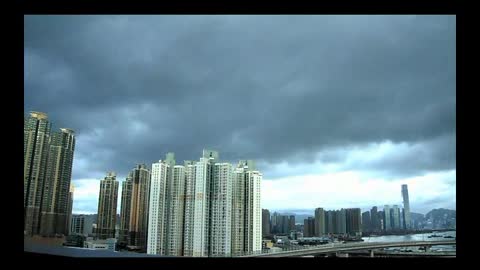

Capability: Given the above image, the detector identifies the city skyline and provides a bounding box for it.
[24,15,456,216]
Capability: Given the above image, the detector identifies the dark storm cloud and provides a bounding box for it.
[24,15,456,179]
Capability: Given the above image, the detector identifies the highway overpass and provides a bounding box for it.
[239,240,456,257]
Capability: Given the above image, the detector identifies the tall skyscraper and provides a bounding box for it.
[192,150,218,257]
[183,160,197,256]
[232,160,262,256]
[271,212,279,234]
[303,217,315,237]
[24,112,51,236]
[40,127,76,236]
[345,208,361,236]
[210,162,233,257]
[66,183,75,236]
[361,211,371,233]
[383,205,391,231]
[391,205,401,230]
[325,210,334,234]
[96,172,119,239]
[370,206,379,232]
[402,184,412,230]
[262,209,271,237]
[288,215,296,232]
[244,168,262,253]
[335,209,346,235]
[231,163,246,255]
[147,150,261,257]
[24,112,76,237]
[314,208,325,236]
[119,172,133,244]
[166,164,186,256]
[147,154,175,255]
[128,164,151,251]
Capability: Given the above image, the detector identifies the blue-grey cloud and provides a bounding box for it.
[24,15,456,213]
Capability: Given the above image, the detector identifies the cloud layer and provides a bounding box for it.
[24,15,456,214]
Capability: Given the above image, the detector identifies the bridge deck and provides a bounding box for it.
[240,240,456,257]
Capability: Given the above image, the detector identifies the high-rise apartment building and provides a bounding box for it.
[383,205,391,231]
[192,150,218,257]
[361,211,371,233]
[166,164,186,256]
[271,212,279,234]
[391,205,401,230]
[370,206,380,232]
[24,112,76,237]
[183,160,196,256]
[402,184,412,229]
[314,208,325,236]
[40,127,76,236]
[335,209,347,234]
[119,172,133,244]
[147,150,261,257]
[303,217,315,237]
[70,214,85,235]
[288,215,296,232]
[345,208,362,236]
[262,209,271,237]
[244,168,262,253]
[231,163,246,255]
[66,183,75,236]
[147,154,174,255]
[24,112,52,236]
[96,172,119,239]
[232,160,262,256]
[210,163,233,257]
[128,164,151,251]
[325,210,334,234]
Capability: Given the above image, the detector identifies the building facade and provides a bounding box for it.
[210,163,233,257]
[166,164,186,256]
[182,160,196,256]
[402,184,412,229]
[40,128,76,236]
[314,208,325,236]
[71,214,85,235]
[383,205,391,231]
[128,164,151,251]
[147,155,173,255]
[119,172,133,244]
[303,217,315,237]
[96,172,119,239]
[24,112,52,236]
[361,211,371,233]
[244,169,262,254]
[262,209,271,237]
[192,150,217,257]
[391,205,401,230]
[345,208,361,236]
[232,160,262,256]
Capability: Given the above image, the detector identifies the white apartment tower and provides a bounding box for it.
[166,164,186,256]
[148,150,262,257]
[192,150,218,257]
[210,163,233,257]
[231,161,262,255]
[147,156,171,255]
[231,165,246,255]
[182,160,196,256]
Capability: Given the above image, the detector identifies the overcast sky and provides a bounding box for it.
[24,15,456,215]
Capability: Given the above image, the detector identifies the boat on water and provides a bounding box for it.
[428,234,443,238]
[443,235,454,238]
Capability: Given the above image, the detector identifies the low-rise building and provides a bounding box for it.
[83,238,117,251]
